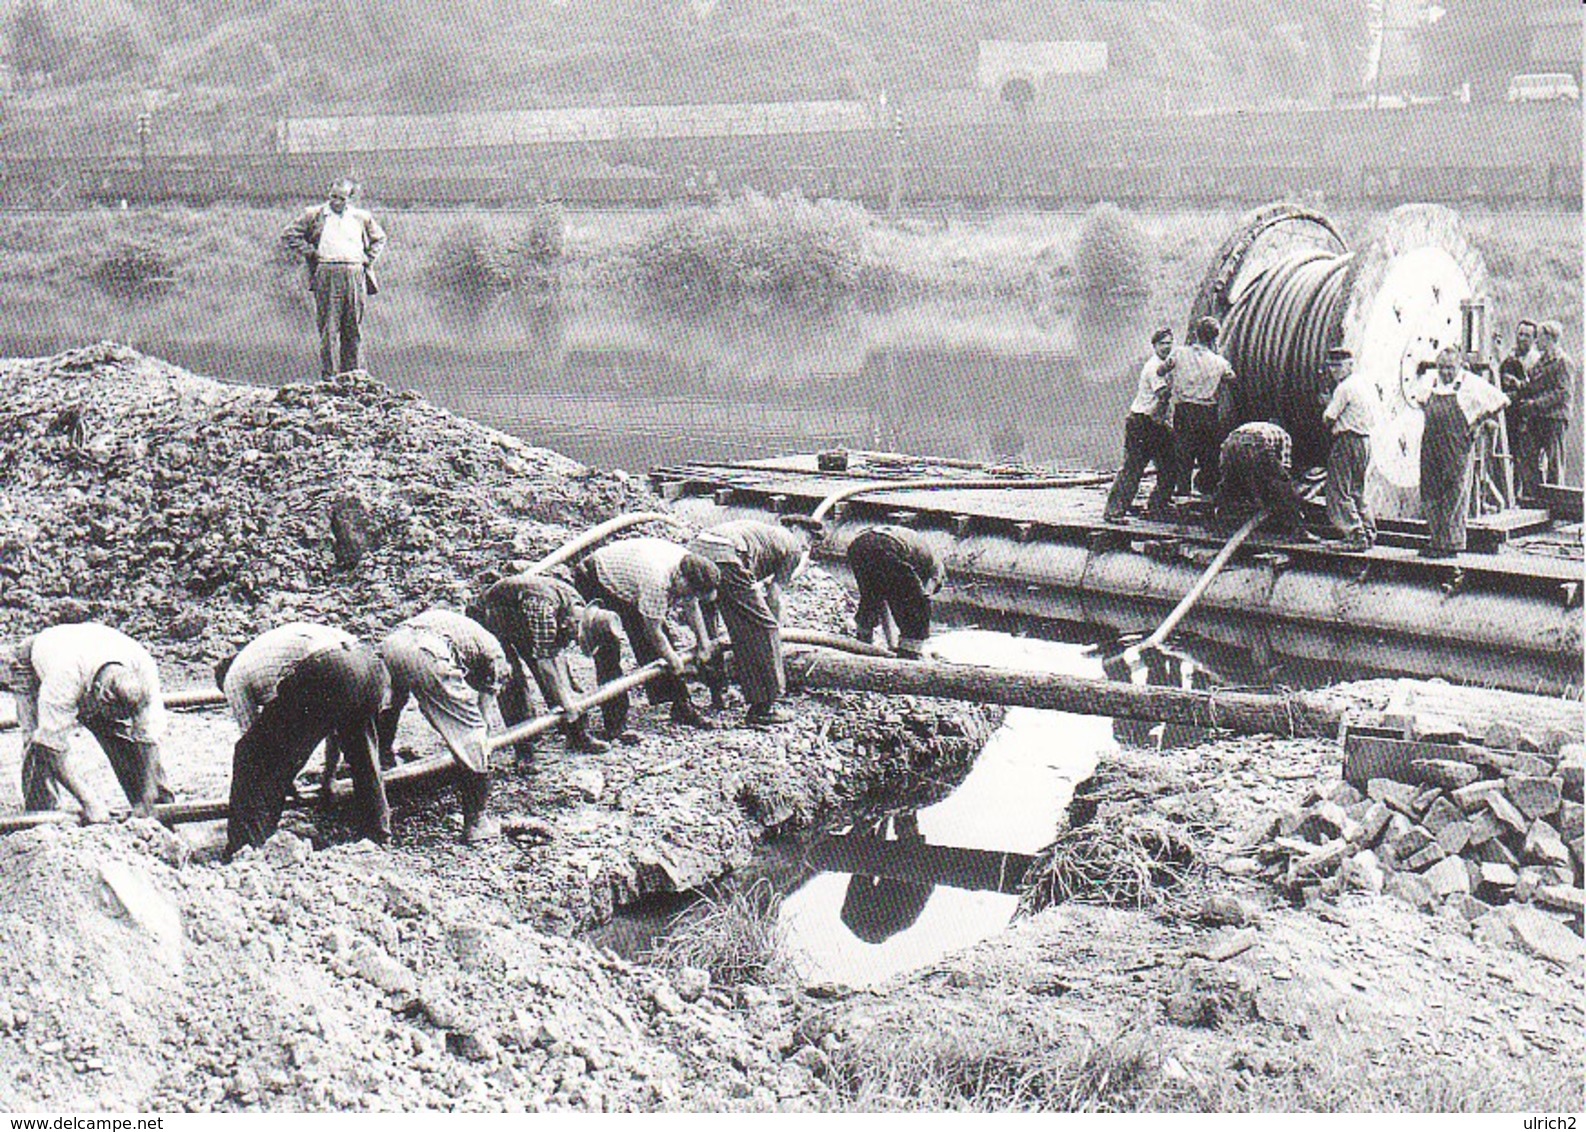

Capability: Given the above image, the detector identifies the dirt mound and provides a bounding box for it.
[0,821,819,1112]
[0,342,655,673]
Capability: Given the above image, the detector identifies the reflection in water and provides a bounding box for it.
[777,629,1113,990]
[835,815,935,945]
[2,295,1164,475]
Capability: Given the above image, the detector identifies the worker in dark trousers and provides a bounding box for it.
[1170,316,1236,498]
[375,608,511,845]
[687,517,816,727]
[1213,421,1318,542]
[468,572,626,753]
[7,622,173,824]
[846,525,946,659]
[569,538,721,732]
[218,622,390,860]
[1103,325,1179,523]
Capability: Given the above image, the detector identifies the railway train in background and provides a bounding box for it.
[0,97,1577,211]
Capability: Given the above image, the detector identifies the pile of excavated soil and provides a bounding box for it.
[0,821,822,1113]
[0,344,1010,1112]
[0,342,655,675]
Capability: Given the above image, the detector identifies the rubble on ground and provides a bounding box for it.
[0,342,655,675]
[0,821,825,1112]
[1247,711,1584,968]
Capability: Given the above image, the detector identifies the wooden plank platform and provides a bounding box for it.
[653,455,1586,589]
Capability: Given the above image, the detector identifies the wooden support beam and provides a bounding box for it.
[785,649,1342,739]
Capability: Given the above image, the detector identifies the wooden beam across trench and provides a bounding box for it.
[0,636,1342,836]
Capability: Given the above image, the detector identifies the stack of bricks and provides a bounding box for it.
[1252,734,1583,961]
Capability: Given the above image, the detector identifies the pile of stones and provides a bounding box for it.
[0,343,655,673]
[1252,724,1583,965]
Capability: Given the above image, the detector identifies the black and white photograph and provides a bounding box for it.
[0,0,1580,1116]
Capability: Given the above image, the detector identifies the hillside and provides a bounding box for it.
[0,0,1377,155]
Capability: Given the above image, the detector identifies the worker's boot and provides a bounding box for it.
[565,716,611,755]
[744,702,795,728]
[670,697,713,730]
[459,771,500,845]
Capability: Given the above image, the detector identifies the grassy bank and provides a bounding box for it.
[0,202,1577,359]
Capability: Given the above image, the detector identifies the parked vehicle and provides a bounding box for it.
[1506,74,1580,103]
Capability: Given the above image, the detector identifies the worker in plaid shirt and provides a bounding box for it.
[1213,421,1318,541]
[469,573,626,758]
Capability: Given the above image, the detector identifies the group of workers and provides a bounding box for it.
[1105,317,1574,559]
[3,516,947,860]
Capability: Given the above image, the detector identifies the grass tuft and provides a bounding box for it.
[825,1015,1165,1111]
[645,877,790,987]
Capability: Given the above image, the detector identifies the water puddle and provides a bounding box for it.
[775,629,1113,990]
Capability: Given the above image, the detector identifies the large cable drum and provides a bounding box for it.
[1190,203,1488,520]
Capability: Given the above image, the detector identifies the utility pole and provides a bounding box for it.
[878,90,903,219]
[136,113,150,170]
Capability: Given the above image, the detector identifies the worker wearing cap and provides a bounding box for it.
[375,608,512,845]
[6,621,171,824]
[569,538,721,732]
[687,517,816,728]
[1213,421,1318,542]
[1512,319,1572,498]
[1170,316,1236,498]
[1498,318,1538,483]
[847,524,946,659]
[1103,325,1180,524]
[1320,346,1379,552]
[217,622,390,859]
[468,573,624,755]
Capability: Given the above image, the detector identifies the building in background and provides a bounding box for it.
[976,40,1108,110]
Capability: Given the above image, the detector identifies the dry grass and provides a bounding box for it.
[645,877,791,987]
[824,1015,1166,1112]
[1021,816,1202,913]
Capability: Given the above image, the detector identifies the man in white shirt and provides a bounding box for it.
[6,622,171,823]
[1170,316,1237,498]
[1103,325,1180,524]
[281,179,387,378]
[216,622,390,859]
[1320,347,1379,552]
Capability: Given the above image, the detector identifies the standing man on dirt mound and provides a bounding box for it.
[5,621,172,824]
[281,178,386,378]
[375,608,512,845]
[687,516,819,728]
[217,622,390,859]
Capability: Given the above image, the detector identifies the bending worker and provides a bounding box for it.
[1213,421,1318,543]
[686,517,818,728]
[846,524,946,659]
[469,572,625,755]
[570,538,721,731]
[6,621,171,824]
[375,608,512,846]
[218,622,390,859]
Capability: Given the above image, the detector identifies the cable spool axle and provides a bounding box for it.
[1190,202,1489,520]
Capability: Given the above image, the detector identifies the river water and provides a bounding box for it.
[2,292,1165,475]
